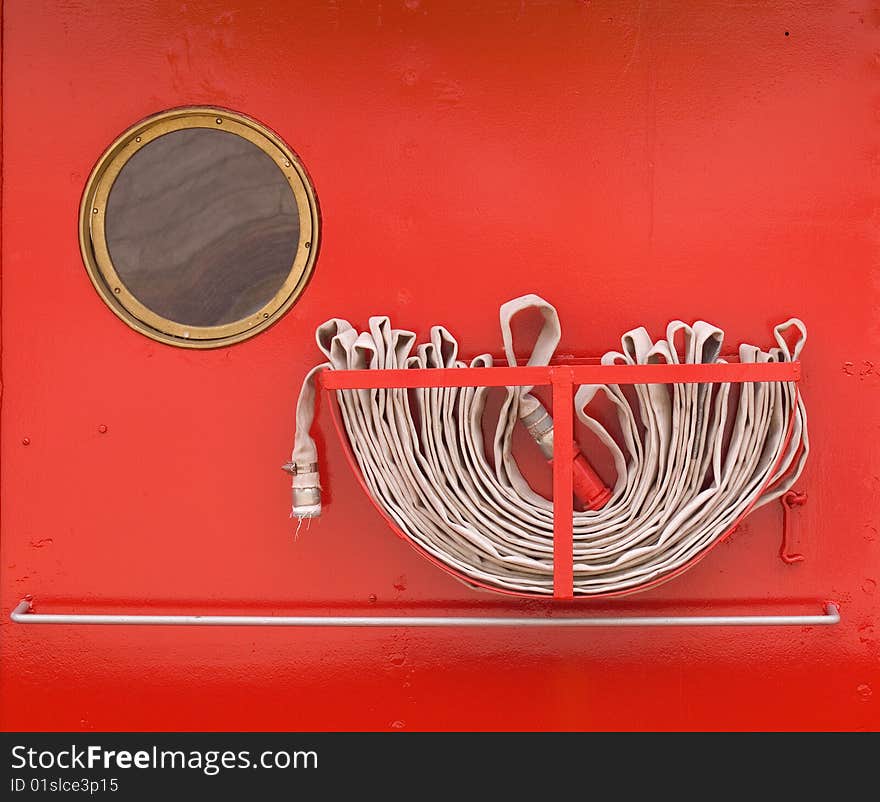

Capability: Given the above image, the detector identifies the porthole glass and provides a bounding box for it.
[79,107,319,348]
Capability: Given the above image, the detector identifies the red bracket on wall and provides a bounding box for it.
[780,490,808,564]
[321,360,801,600]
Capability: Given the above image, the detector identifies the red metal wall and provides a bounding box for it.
[1,0,877,731]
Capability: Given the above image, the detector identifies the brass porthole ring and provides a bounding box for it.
[79,106,320,348]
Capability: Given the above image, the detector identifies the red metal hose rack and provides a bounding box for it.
[322,359,803,600]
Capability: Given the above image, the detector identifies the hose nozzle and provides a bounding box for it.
[519,398,611,511]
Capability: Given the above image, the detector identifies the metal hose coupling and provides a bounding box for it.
[282,461,322,519]
[520,397,612,511]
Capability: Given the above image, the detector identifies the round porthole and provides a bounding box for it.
[79,107,319,348]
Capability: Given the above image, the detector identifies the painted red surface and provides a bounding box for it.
[1,0,878,731]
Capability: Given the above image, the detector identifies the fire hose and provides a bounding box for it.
[287,295,808,597]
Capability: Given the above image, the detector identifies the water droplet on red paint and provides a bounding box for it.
[862,579,876,595]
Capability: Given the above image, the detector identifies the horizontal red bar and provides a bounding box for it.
[320,362,800,390]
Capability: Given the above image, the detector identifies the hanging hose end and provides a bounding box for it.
[283,462,323,519]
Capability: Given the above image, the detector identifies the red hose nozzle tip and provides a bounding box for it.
[572,452,611,511]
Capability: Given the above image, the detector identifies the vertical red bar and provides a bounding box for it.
[551,367,575,599]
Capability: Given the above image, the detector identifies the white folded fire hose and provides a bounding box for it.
[287,295,808,597]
